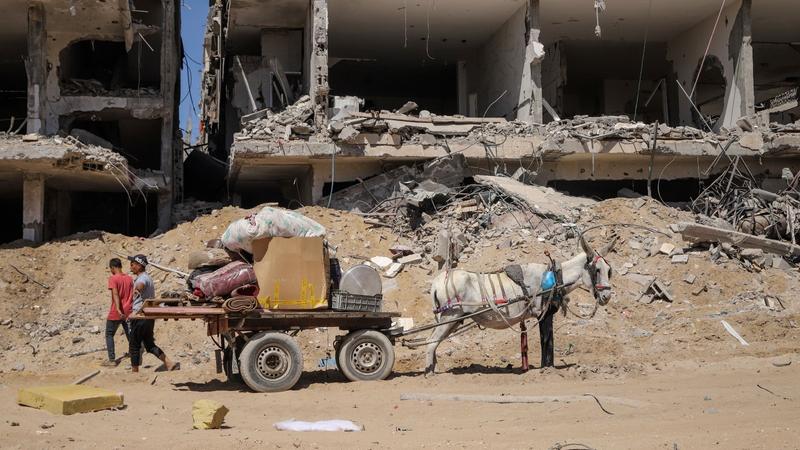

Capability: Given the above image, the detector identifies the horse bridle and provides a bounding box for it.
[586,253,612,300]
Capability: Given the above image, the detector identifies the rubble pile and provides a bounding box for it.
[543,115,711,145]
[691,156,800,250]
[329,106,511,145]
[237,95,315,140]
[60,78,159,97]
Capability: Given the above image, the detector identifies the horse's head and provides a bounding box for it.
[579,236,616,306]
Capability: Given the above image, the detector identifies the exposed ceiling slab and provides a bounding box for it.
[329,0,525,63]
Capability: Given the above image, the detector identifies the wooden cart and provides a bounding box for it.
[136,304,400,393]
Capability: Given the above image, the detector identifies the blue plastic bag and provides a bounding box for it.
[541,271,556,291]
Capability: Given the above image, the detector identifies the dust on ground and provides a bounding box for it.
[1,198,799,448]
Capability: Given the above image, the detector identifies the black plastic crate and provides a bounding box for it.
[330,290,383,312]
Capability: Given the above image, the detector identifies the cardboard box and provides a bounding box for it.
[252,237,329,309]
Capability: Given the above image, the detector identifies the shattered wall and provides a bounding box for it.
[473,5,528,120]
[667,0,754,130]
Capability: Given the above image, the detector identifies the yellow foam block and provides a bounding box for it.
[17,385,124,415]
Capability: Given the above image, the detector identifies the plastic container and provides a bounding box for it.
[330,290,383,312]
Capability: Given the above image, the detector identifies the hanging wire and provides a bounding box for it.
[633,0,653,121]
[689,0,728,98]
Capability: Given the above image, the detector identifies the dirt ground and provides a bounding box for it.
[1,354,798,449]
[1,198,799,448]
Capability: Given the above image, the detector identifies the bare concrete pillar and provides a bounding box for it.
[27,2,46,134]
[158,0,179,231]
[308,0,329,128]
[722,0,755,127]
[518,0,543,123]
[22,174,46,242]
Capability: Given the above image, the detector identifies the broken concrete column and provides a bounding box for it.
[26,2,46,134]
[725,0,755,126]
[308,0,329,129]
[22,174,46,242]
[519,0,543,123]
[159,0,179,232]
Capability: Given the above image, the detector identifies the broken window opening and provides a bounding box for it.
[556,40,671,123]
[548,178,703,203]
[0,29,28,131]
[68,191,158,238]
[753,42,800,125]
[327,1,531,117]
[0,194,23,244]
[329,61,458,115]
[58,38,161,96]
[691,55,726,130]
[60,114,162,170]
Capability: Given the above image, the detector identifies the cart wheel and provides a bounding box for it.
[239,332,303,392]
[338,330,395,382]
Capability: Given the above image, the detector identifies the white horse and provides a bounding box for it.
[425,237,615,375]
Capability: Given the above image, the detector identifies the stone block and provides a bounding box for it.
[192,399,229,430]
[17,385,123,415]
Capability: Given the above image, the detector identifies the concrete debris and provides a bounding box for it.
[192,399,229,430]
[659,243,676,255]
[473,175,595,222]
[691,156,800,255]
[676,222,800,258]
[238,95,314,140]
[671,254,689,264]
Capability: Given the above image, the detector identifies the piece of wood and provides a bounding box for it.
[676,222,800,257]
[399,393,647,408]
[72,369,101,385]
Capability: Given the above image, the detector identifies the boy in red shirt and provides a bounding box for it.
[103,258,133,367]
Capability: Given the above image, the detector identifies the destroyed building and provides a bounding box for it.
[0,0,181,243]
[200,0,800,209]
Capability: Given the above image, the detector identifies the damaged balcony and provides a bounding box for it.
[207,0,800,209]
[0,133,163,243]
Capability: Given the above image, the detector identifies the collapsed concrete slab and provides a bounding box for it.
[474,175,595,221]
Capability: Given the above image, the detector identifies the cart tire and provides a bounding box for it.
[338,330,394,382]
[239,332,303,392]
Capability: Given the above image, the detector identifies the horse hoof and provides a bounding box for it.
[423,370,435,378]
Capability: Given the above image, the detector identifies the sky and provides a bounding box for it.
[179,0,210,144]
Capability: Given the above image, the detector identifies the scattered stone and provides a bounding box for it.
[72,337,84,344]
[631,328,652,338]
[659,243,676,255]
[740,248,764,260]
[369,256,393,270]
[397,254,423,265]
[384,263,403,278]
[684,274,696,284]
[671,254,689,264]
[89,326,100,334]
[192,399,229,430]
[771,356,791,367]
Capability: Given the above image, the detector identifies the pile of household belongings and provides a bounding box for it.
[182,206,327,313]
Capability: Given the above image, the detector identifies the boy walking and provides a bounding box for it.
[127,254,178,372]
[103,258,132,366]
